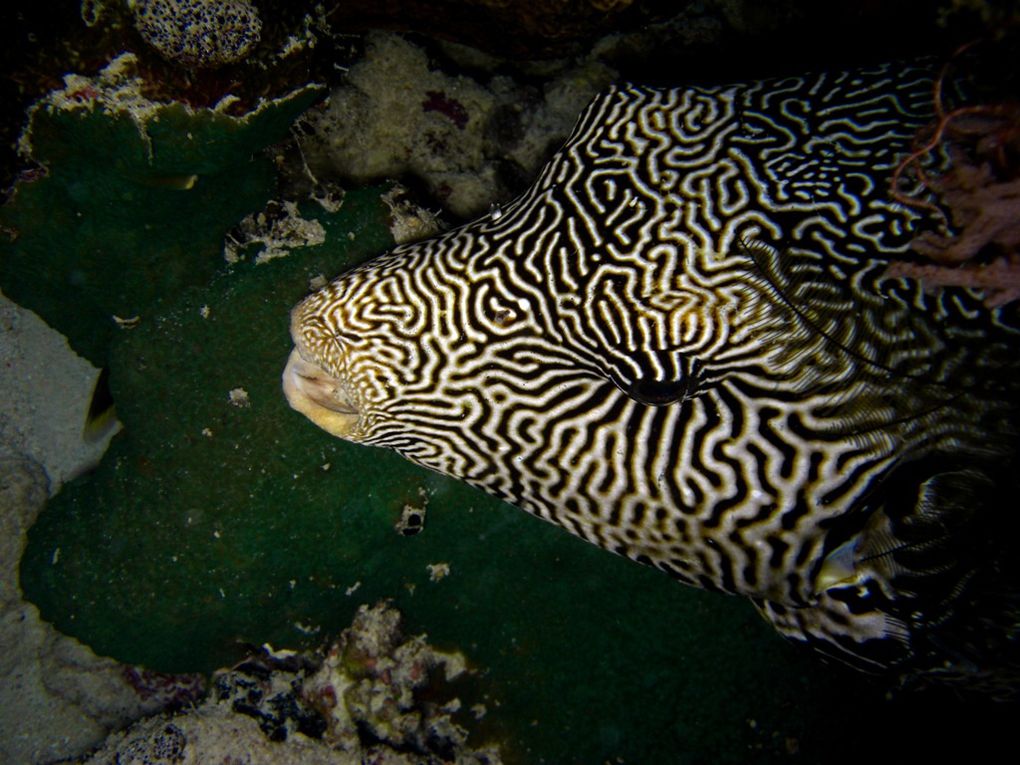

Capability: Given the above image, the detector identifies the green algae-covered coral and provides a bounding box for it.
[20,188,403,668]
[0,54,320,366]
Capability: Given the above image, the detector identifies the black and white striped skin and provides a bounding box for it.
[284,61,1020,687]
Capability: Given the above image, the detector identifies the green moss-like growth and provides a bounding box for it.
[0,66,321,366]
[19,186,395,660]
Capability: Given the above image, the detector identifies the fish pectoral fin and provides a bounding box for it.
[83,366,121,443]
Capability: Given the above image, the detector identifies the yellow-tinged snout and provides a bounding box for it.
[282,348,360,438]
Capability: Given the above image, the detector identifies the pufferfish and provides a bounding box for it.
[284,61,1020,692]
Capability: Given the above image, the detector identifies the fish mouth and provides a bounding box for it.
[282,347,361,438]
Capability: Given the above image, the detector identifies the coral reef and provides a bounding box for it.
[224,200,329,265]
[86,707,343,764]
[304,602,480,757]
[0,53,321,366]
[85,602,501,764]
[300,32,616,218]
[131,0,263,68]
[6,15,1018,765]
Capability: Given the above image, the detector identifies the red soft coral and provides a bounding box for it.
[911,156,1020,265]
[886,53,1020,308]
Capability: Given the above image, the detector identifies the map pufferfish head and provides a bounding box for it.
[283,268,411,442]
[282,255,483,444]
[282,302,362,440]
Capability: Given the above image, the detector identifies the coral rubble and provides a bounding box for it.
[85,602,501,765]
[300,32,615,218]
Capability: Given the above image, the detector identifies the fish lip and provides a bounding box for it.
[282,347,361,437]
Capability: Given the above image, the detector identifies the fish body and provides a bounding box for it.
[284,62,1020,688]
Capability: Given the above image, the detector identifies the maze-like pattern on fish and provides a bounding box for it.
[289,61,1019,674]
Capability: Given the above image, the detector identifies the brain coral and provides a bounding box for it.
[132,0,262,68]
